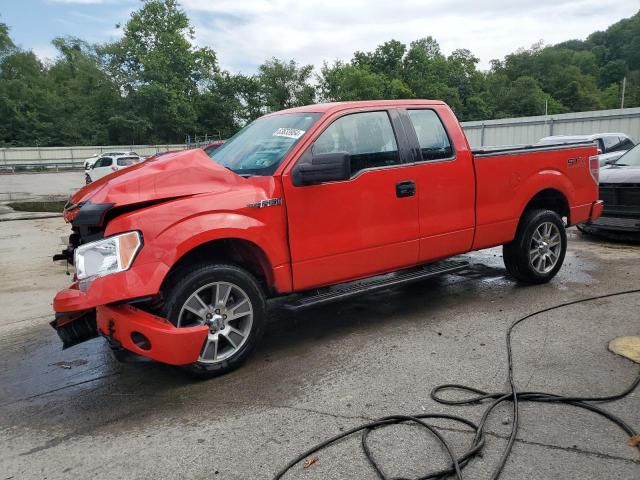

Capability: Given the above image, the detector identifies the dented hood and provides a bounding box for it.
[68,149,244,211]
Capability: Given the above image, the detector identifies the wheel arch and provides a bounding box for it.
[163,238,276,295]
[521,188,570,223]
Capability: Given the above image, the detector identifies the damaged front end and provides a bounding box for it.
[50,310,99,349]
[50,200,114,347]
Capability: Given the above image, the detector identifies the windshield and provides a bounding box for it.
[209,112,321,175]
[615,143,640,166]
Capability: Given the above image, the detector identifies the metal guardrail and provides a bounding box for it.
[0,144,188,171]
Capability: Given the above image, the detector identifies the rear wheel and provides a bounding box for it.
[503,209,567,284]
[161,263,265,378]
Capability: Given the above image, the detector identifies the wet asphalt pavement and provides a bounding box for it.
[0,217,639,480]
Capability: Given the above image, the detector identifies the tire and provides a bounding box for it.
[503,209,567,284]
[160,263,266,378]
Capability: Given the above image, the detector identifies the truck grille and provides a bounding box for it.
[600,183,640,208]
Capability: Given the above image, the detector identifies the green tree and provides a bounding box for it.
[354,40,406,79]
[0,20,15,57]
[101,0,218,142]
[318,61,387,101]
[48,37,122,144]
[258,58,315,112]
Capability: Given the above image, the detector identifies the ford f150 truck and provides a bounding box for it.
[51,100,603,377]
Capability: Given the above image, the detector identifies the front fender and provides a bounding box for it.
[156,211,287,269]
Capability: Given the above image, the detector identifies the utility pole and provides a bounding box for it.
[621,77,626,109]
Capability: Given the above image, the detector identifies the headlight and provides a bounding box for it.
[75,231,142,281]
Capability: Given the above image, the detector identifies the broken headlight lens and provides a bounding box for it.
[74,231,142,281]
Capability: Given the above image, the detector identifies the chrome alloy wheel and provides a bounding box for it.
[529,222,562,275]
[177,282,253,364]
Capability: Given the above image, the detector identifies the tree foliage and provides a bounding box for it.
[0,4,638,146]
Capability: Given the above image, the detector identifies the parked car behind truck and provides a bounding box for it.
[83,151,140,170]
[579,142,640,234]
[537,133,634,166]
[52,100,603,377]
[85,154,143,183]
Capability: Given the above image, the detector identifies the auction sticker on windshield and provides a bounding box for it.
[273,128,305,139]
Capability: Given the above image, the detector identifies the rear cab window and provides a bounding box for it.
[406,109,454,161]
[117,157,137,166]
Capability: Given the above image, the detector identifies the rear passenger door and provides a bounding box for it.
[400,108,476,262]
[283,109,420,290]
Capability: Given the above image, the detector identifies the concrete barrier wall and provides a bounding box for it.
[461,107,640,148]
[0,144,187,169]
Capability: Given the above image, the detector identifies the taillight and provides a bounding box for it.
[589,155,599,184]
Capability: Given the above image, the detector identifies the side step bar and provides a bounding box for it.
[282,260,468,311]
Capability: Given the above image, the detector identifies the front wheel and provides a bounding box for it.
[503,209,567,284]
[161,263,266,378]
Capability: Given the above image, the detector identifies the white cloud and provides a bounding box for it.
[180,0,639,73]
[32,44,59,62]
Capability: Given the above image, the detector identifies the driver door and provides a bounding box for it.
[283,109,420,290]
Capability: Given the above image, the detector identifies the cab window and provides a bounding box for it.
[95,157,113,168]
[117,157,137,166]
[612,137,634,152]
[602,136,620,153]
[407,109,453,161]
[312,111,400,175]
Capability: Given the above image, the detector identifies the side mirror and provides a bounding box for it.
[293,152,351,186]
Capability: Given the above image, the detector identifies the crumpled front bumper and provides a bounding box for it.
[51,304,208,366]
[95,305,208,365]
[52,277,208,365]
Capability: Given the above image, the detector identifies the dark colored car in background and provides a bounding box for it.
[580,143,640,234]
[203,140,225,156]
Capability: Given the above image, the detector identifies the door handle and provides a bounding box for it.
[396,180,416,198]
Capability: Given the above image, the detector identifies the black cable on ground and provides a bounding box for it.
[273,289,640,480]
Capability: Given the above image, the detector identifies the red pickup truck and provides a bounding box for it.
[52,100,603,377]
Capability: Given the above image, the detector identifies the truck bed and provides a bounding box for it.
[471,142,598,250]
[472,141,596,157]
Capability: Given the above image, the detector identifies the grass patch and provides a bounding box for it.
[7,201,66,213]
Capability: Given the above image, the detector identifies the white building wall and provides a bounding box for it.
[461,107,640,148]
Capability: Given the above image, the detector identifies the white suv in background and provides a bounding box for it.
[86,154,142,183]
[83,151,140,170]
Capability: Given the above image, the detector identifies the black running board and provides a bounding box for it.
[282,260,468,311]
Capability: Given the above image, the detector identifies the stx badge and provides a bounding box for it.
[247,198,283,208]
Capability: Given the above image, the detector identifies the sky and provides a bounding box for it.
[1,0,639,73]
